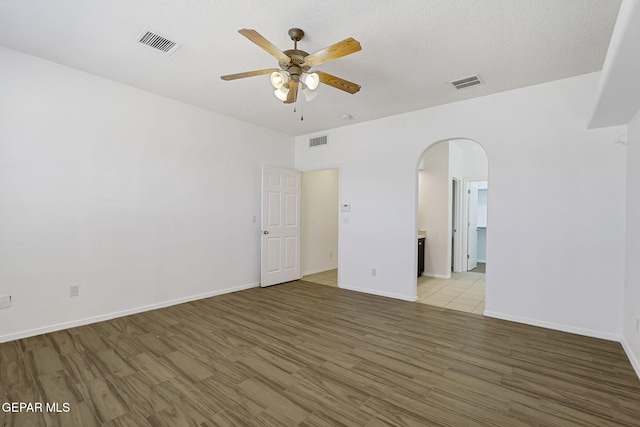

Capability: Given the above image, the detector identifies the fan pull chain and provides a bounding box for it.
[300,97,304,121]
[292,90,304,120]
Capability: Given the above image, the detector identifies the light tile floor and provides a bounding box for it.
[417,271,485,314]
[302,269,338,287]
[303,268,484,314]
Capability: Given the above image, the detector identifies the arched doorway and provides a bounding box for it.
[415,139,488,314]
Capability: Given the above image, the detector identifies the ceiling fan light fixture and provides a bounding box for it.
[302,72,320,90]
[270,70,288,89]
[220,28,362,106]
[274,85,289,101]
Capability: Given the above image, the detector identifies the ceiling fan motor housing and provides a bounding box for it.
[281,50,310,74]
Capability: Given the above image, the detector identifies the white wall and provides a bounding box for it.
[301,169,339,275]
[623,108,640,374]
[295,72,626,339]
[0,47,294,342]
[449,142,464,181]
[452,139,489,181]
[418,142,450,278]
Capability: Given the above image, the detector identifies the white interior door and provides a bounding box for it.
[467,183,478,271]
[261,166,301,287]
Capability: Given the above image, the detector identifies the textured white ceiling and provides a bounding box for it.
[0,0,622,136]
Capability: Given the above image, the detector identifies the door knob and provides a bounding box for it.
[262,231,269,235]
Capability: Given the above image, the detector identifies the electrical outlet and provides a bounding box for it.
[252,215,257,223]
[329,251,333,258]
[0,295,11,309]
[70,285,79,297]
[371,268,377,277]
[636,318,640,334]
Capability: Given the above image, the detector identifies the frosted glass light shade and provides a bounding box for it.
[302,87,318,102]
[274,86,289,101]
[302,72,319,90]
[270,71,287,89]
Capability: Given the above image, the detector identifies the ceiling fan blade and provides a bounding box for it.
[303,38,361,67]
[238,29,290,63]
[220,68,278,81]
[317,71,361,94]
[284,81,299,104]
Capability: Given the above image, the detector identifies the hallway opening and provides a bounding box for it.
[416,139,488,313]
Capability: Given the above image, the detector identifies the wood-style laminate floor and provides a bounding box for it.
[1,281,639,426]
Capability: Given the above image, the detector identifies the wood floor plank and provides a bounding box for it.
[103,412,153,427]
[55,400,101,427]
[362,394,469,427]
[291,365,373,407]
[237,355,298,390]
[287,382,374,426]
[163,351,214,383]
[28,347,64,376]
[127,352,178,385]
[236,377,314,423]
[150,376,218,424]
[36,371,84,406]
[94,349,136,378]
[208,408,266,427]
[1,281,638,425]
[48,330,78,356]
[85,376,129,422]
[145,406,202,427]
[109,373,172,418]
[194,375,263,418]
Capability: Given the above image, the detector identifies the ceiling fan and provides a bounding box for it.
[221,28,362,104]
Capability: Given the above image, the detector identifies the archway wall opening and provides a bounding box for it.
[294,73,626,340]
[417,139,488,280]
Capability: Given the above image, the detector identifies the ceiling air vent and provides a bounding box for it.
[138,30,181,55]
[309,136,328,148]
[449,74,483,90]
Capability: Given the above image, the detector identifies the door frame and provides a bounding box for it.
[298,164,342,288]
[452,178,464,272]
[462,179,488,272]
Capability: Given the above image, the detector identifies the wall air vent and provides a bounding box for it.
[449,74,483,90]
[309,136,328,148]
[138,30,181,55]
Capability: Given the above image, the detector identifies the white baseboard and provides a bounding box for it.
[421,273,451,279]
[0,282,259,343]
[621,338,640,380]
[339,284,417,302]
[483,310,622,342]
